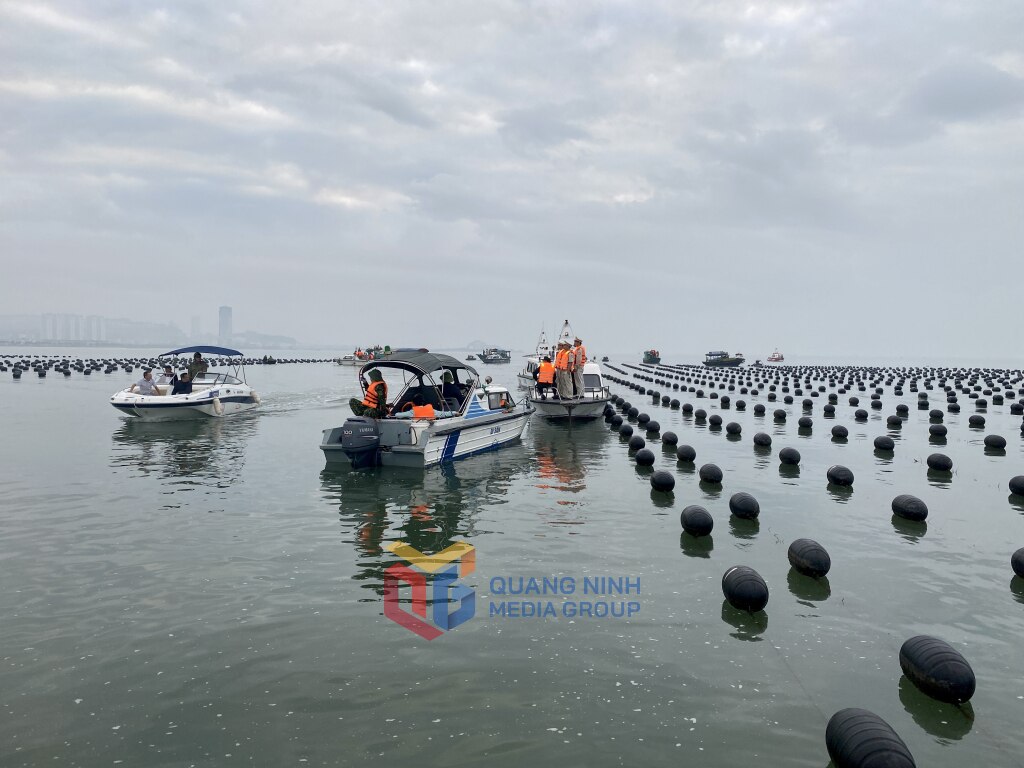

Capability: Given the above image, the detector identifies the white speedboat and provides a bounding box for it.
[110,346,260,420]
[528,361,613,420]
[321,351,533,468]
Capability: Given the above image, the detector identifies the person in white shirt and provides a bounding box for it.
[130,370,163,396]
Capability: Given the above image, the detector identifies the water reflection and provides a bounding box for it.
[891,515,928,542]
[897,675,974,741]
[787,569,831,602]
[110,415,257,492]
[680,532,714,558]
[320,449,531,596]
[720,600,767,641]
[1011,576,1024,605]
[779,463,801,480]
[729,516,759,540]
[826,483,854,503]
[1008,494,1024,514]
[927,469,953,488]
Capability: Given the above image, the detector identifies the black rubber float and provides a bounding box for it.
[1010,476,1024,496]
[827,465,854,486]
[726,422,741,435]
[825,708,915,768]
[832,425,848,439]
[661,431,678,446]
[779,447,801,465]
[699,463,723,484]
[628,435,645,451]
[728,492,760,520]
[787,538,831,578]
[753,432,772,447]
[984,434,1005,449]
[874,436,895,451]
[892,494,928,522]
[650,469,674,491]
[680,505,713,536]
[722,566,768,612]
[676,444,696,462]
[1012,547,1024,578]
[927,453,953,472]
[899,635,976,704]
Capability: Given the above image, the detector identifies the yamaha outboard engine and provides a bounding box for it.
[341,417,382,468]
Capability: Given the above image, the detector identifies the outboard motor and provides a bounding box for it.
[341,417,381,468]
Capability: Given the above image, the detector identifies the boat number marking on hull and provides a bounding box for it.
[490,426,501,435]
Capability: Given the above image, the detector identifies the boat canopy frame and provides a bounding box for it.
[159,345,248,383]
[358,351,481,416]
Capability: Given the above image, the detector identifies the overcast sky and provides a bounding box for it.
[2,1,1022,359]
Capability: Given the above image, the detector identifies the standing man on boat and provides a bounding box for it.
[188,352,209,382]
[350,369,389,418]
[554,341,573,400]
[571,337,587,397]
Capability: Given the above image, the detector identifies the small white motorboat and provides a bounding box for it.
[528,360,613,420]
[322,350,534,468]
[110,346,260,420]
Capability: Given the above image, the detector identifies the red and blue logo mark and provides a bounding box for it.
[383,541,475,640]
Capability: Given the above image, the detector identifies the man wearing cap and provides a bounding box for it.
[554,341,573,400]
[188,352,209,382]
[350,369,389,418]
[571,337,587,397]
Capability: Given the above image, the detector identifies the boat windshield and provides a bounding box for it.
[190,372,242,386]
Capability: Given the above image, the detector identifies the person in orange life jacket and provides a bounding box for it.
[350,369,388,418]
[535,356,556,400]
[571,337,587,396]
[554,341,573,399]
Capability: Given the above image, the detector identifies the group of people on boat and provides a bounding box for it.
[349,369,473,421]
[534,337,586,400]
[128,352,208,397]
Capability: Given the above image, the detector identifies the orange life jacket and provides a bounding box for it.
[537,361,555,383]
[555,349,570,370]
[573,345,587,367]
[412,403,435,419]
[362,380,387,409]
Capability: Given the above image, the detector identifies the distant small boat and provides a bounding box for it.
[642,349,661,365]
[767,349,784,363]
[466,354,477,361]
[703,351,745,367]
[480,348,512,364]
[601,356,609,362]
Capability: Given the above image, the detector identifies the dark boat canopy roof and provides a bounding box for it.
[361,350,477,377]
[161,345,244,357]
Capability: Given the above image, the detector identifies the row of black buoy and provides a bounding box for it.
[605,363,1016,767]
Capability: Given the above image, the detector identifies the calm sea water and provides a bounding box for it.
[2,348,1023,767]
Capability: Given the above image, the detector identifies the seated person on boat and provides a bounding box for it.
[350,369,389,418]
[171,372,193,395]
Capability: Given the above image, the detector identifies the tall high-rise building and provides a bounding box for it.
[218,306,233,345]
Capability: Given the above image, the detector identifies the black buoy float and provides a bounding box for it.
[753,432,772,447]
[628,435,646,451]
[892,494,928,522]
[779,447,800,465]
[831,425,848,439]
[927,453,953,472]
[1009,476,1024,496]
[929,424,947,437]
[650,469,674,491]
[899,635,976,704]
[618,424,634,437]
[798,416,813,429]
[635,448,656,467]
[729,492,760,519]
[680,505,713,536]
[645,420,660,433]
[676,444,696,462]
[699,463,723,484]
[874,435,895,451]
[827,465,854,486]
[773,409,786,422]
[854,409,868,421]
[662,431,678,446]
[825,709,915,768]
[984,434,1006,449]
[787,538,831,578]
[722,566,769,612]
[726,422,741,435]
[1012,547,1024,578]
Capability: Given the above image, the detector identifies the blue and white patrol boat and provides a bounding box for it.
[321,350,533,468]
[109,346,261,420]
